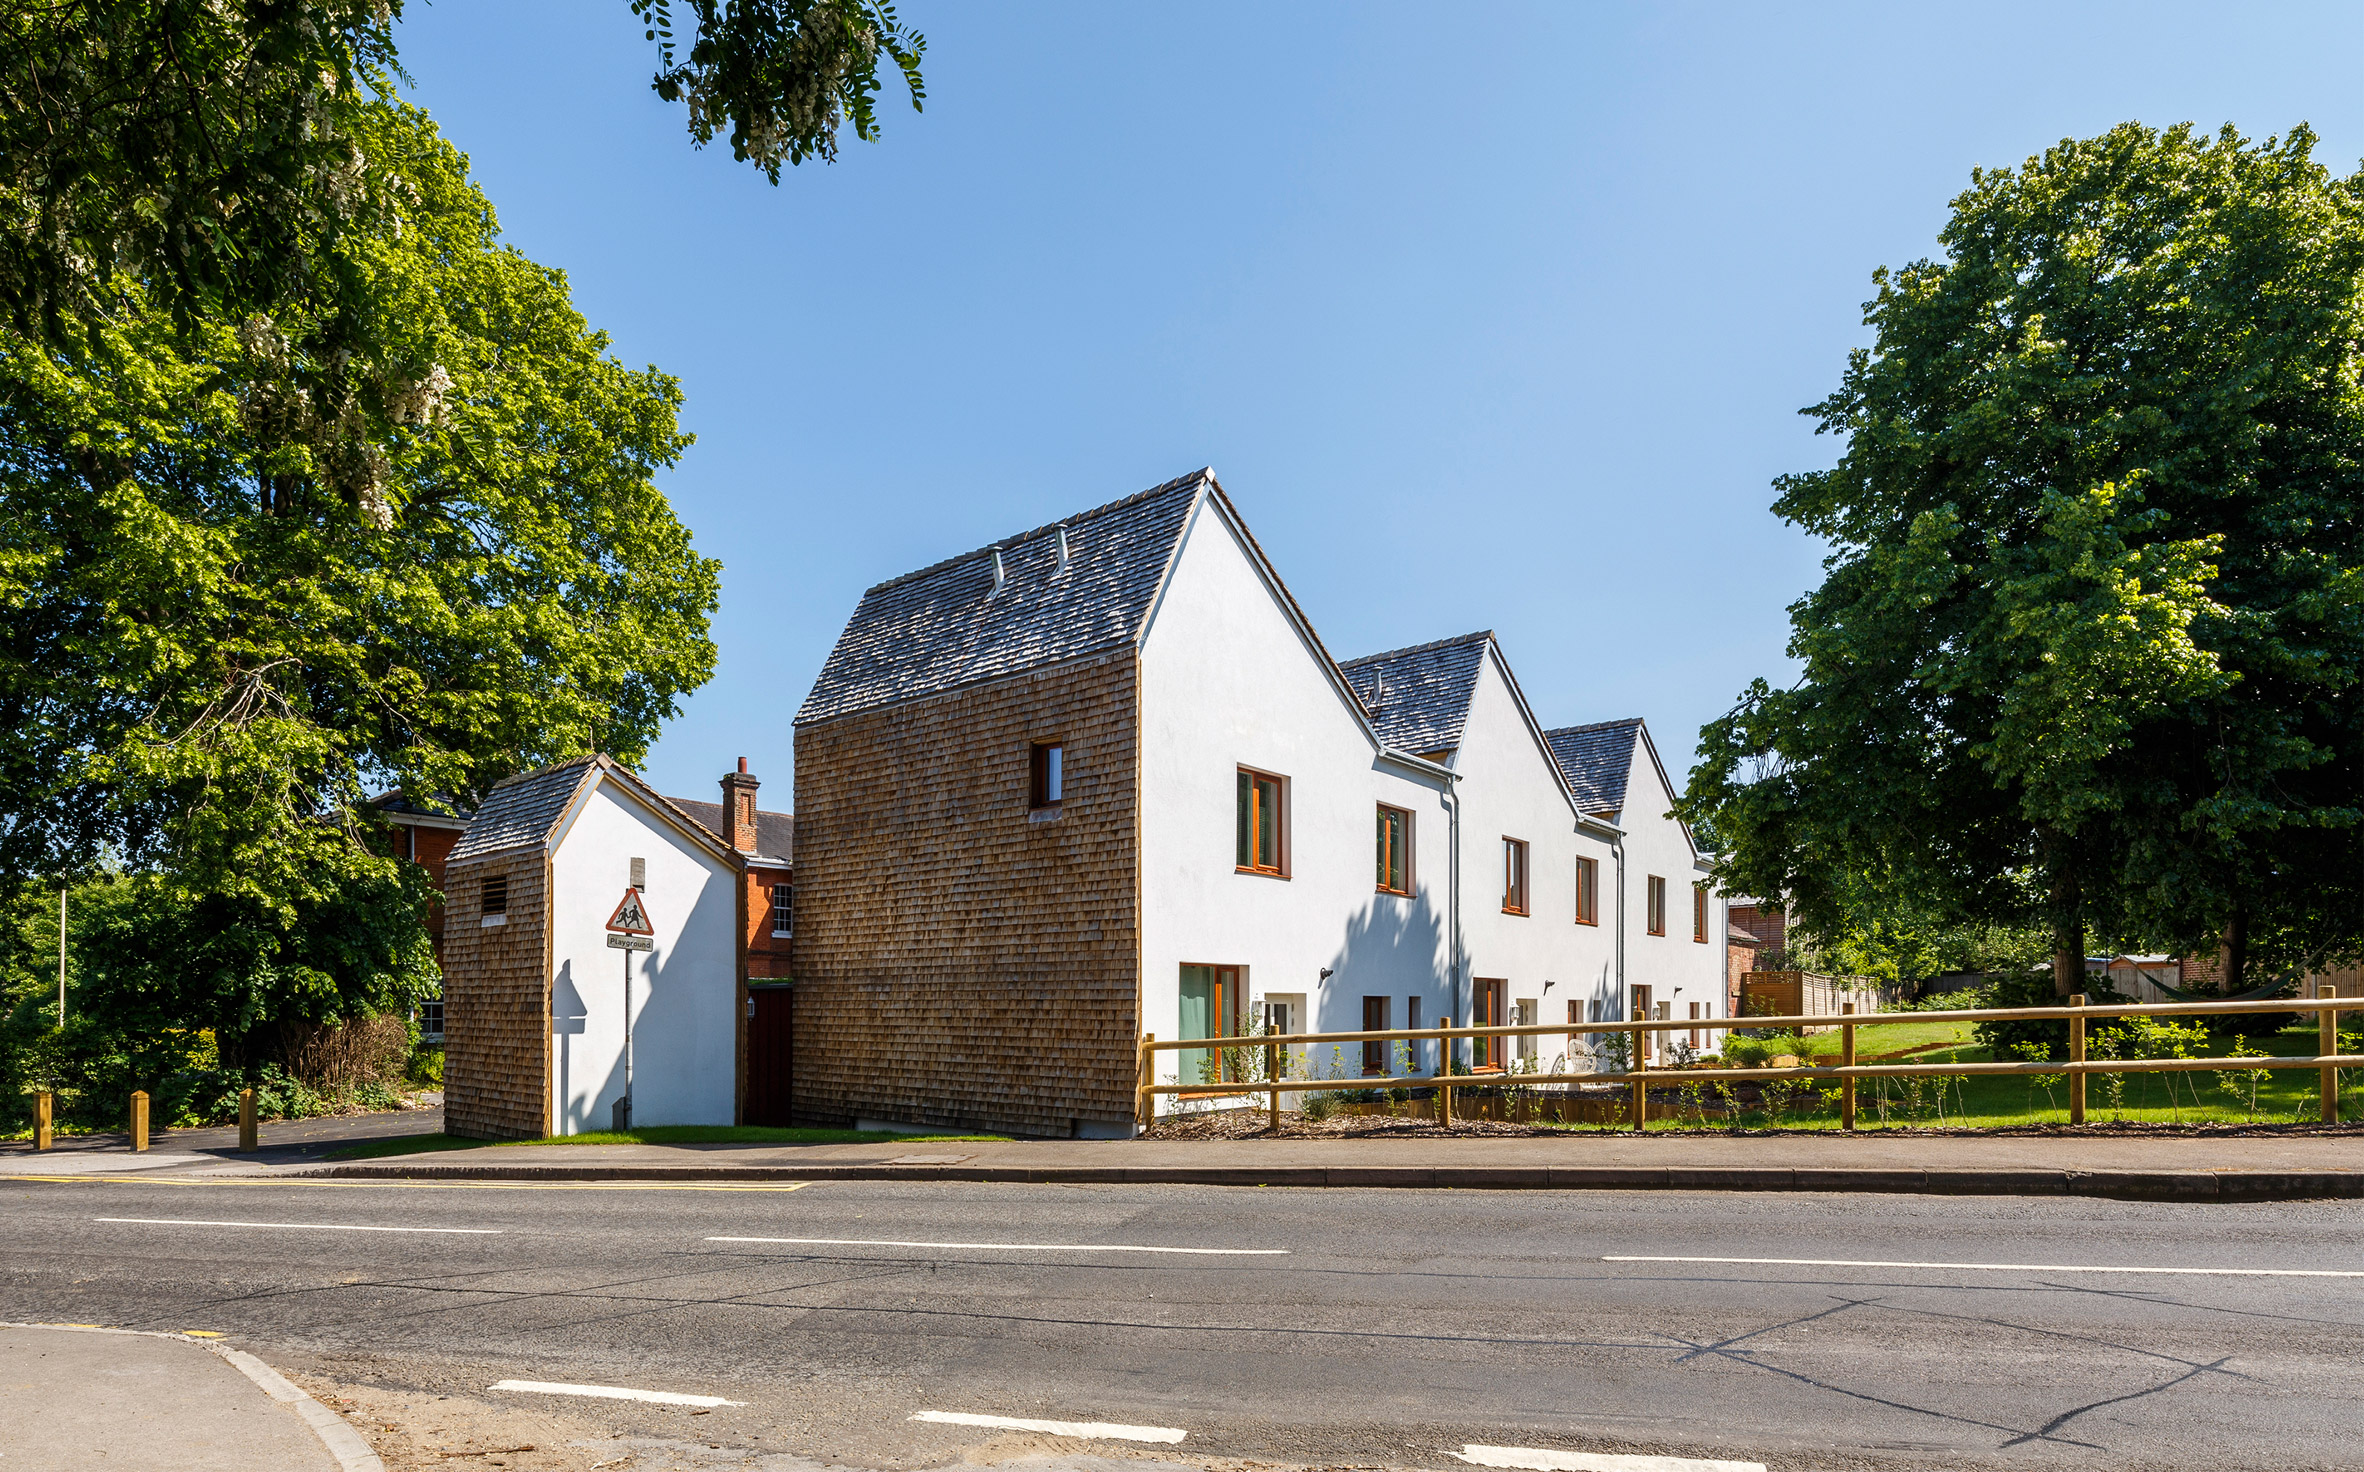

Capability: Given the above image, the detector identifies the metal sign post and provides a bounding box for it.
[604,887,656,1132]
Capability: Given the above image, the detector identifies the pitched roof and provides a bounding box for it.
[667,796,794,866]
[1339,632,1491,754]
[448,755,739,866]
[1544,718,1643,814]
[795,471,1209,726]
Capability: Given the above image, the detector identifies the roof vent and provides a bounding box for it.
[991,549,1007,596]
[1055,526,1071,575]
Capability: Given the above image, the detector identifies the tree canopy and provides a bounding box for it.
[1683,122,2364,993]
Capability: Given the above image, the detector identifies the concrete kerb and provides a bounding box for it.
[287,1161,2364,1200]
[0,1322,385,1472]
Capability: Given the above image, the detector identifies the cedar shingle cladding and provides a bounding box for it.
[440,849,550,1140]
[790,651,1140,1134]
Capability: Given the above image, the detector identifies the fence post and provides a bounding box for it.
[1438,1018,1453,1127]
[2323,1000,2340,1125]
[2068,993,2087,1126]
[1135,1034,1154,1133]
[238,1087,257,1152]
[1268,1036,1281,1134]
[33,1092,51,1151]
[1630,1008,1648,1131]
[1841,1003,1856,1131]
[130,1091,149,1152]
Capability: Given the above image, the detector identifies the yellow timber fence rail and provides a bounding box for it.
[1133,994,2362,1131]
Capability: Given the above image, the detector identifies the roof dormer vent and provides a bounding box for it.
[1055,526,1071,576]
[990,549,1007,596]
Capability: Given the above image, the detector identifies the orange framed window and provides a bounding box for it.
[1575,855,1599,926]
[1236,767,1286,875]
[1473,978,1506,1070]
[1502,838,1528,915]
[1362,995,1391,1074]
[1376,804,1412,894]
[1646,875,1667,935]
[1693,883,1710,942]
[1688,1001,1702,1049]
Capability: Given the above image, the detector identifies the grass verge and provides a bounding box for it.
[325,1125,1011,1160]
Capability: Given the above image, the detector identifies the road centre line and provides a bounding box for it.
[1606,1254,2364,1278]
[710,1235,1285,1255]
[94,1216,500,1234]
[1456,1445,1765,1472]
[910,1410,1187,1443]
[492,1379,741,1408]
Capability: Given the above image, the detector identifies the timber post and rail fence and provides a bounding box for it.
[1134,993,2360,1131]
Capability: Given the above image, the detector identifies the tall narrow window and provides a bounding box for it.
[1236,768,1285,875]
[1501,838,1529,915]
[1688,1001,1702,1050]
[1646,875,1667,935]
[1407,996,1423,1073]
[1030,741,1064,807]
[1575,855,1599,926]
[1376,805,1412,894]
[1693,883,1710,942]
[1362,995,1391,1074]
[770,883,793,937]
[481,873,508,917]
[1473,978,1506,1069]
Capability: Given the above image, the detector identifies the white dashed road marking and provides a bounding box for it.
[1456,1445,1766,1472]
[910,1410,1189,1443]
[1605,1254,2364,1278]
[95,1217,501,1234]
[491,1380,742,1407]
[711,1236,1285,1255]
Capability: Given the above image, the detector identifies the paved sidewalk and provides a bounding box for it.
[291,1125,2364,1198]
[0,1324,371,1471]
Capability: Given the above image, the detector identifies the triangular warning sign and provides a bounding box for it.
[605,887,654,935]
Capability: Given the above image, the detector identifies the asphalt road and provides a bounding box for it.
[4,1174,2361,1471]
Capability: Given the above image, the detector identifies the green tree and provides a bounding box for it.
[1684,122,2364,995]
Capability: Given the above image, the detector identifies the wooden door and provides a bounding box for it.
[745,986,793,1126]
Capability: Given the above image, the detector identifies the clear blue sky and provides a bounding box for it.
[394,2,2364,808]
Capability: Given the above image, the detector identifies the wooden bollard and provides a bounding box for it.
[1438,1018,1453,1127]
[1841,1003,1857,1131]
[237,1087,257,1151]
[130,1091,149,1152]
[1631,1008,1648,1131]
[33,1092,52,1151]
[2068,992,2087,1126]
[1135,1033,1154,1132]
[2324,1000,2340,1125]
[1267,1038,1281,1134]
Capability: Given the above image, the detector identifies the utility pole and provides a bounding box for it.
[57,886,66,1027]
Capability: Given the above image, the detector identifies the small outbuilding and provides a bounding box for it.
[441,755,750,1139]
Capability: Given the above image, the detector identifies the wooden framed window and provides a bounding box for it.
[770,883,792,937]
[1646,875,1667,935]
[1376,804,1412,894]
[1473,978,1506,1070]
[1178,964,1244,1085]
[1029,741,1064,808]
[1575,855,1599,926]
[1235,767,1286,875]
[1501,838,1528,915]
[1693,883,1710,942]
[1362,995,1391,1074]
[1689,1001,1702,1049]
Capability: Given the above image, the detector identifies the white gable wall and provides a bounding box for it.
[1450,650,1618,1065]
[548,778,740,1133]
[1137,499,1446,1100]
[1609,737,1724,1050]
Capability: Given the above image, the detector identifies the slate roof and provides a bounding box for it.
[1544,718,1643,815]
[1339,632,1491,754]
[448,756,600,862]
[667,797,794,866]
[795,471,1210,726]
[448,755,740,865]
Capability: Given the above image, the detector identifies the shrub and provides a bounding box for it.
[1300,1092,1336,1123]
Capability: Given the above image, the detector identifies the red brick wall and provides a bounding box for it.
[742,862,793,980]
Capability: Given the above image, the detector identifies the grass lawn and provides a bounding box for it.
[1632,1017,2363,1131]
[325,1124,1012,1160]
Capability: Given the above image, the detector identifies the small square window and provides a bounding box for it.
[1030,741,1064,808]
[481,873,508,916]
[1501,838,1528,915]
[419,996,444,1039]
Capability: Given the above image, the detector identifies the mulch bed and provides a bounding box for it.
[1143,1110,2364,1141]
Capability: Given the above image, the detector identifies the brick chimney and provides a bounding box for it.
[719,757,761,854]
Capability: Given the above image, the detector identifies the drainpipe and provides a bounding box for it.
[1378,747,1463,1071]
